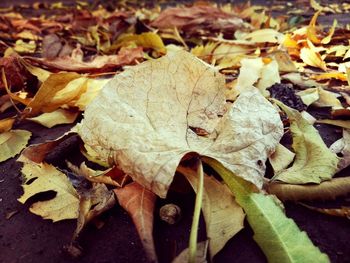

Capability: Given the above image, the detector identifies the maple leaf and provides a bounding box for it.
[78,51,283,198]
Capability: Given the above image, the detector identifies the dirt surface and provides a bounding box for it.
[1,1,350,263]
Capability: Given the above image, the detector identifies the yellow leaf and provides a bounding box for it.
[27,109,79,128]
[321,19,337,44]
[18,162,79,222]
[310,0,324,11]
[0,118,15,133]
[179,165,244,259]
[50,77,88,107]
[238,29,284,43]
[14,39,36,53]
[113,32,166,54]
[307,11,321,44]
[269,144,295,173]
[312,72,347,82]
[25,72,81,116]
[297,88,320,106]
[21,60,51,82]
[300,39,327,70]
[73,78,110,110]
[317,119,350,129]
[0,129,31,162]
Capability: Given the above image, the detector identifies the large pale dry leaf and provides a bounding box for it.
[78,51,283,197]
[274,101,339,184]
[0,129,31,162]
[114,182,157,263]
[178,165,244,259]
[27,109,79,128]
[18,162,79,222]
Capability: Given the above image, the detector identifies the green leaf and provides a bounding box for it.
[273,101,338,184]
[203,157,330,263]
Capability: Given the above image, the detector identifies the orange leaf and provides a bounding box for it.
[307,11,321,44]
[312,72,347,81]
[0,117,15,133]
[114,182,158,263]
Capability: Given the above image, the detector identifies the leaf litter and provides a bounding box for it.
[1,0,350,262]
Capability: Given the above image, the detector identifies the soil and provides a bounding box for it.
[1,1,350,263]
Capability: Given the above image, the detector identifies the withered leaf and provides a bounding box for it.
[78,51,283,197]
[114,182,157,263]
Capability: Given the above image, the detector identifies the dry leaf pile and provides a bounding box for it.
[1,1,350,262]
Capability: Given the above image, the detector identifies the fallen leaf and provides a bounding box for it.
[112,32,166,54]
[14,39,36,53]
[301,203,350,219]
[307,11,321,44]
[178,165,244,259]
[0,117,15,133]
[151,5,246,36]
[73,78,110,110]
[282,72,321,88]
[316,119,350,129]
[269,143,295,173]
[172,240,208,263]
[0,129,31,162]
[330,129,350,171]
[24,72,81,116]
[269,50,297,73]
[300,39,327,71]
[236,57,264,93]
[296,88,319,107]
[25,47,143,73]
[205,157,330,263]
[27,109,79,128]
[67,161,126,187]
[273,101,339,184]
[256,60,281,96]
[18,162,79,222]
[236,29,284,43]
[321,19,337,44]
[114,182,157,263]
[78,51,283,197]
[266,177,350,201]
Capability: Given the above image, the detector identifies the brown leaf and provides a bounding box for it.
[42,34,72,59]
[265,177,350,201]
[151,5,247,36]
[25,47,143,73]
[0,55,32,90]
[114,182,158,263]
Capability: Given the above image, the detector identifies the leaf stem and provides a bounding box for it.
[189,158,204,263]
